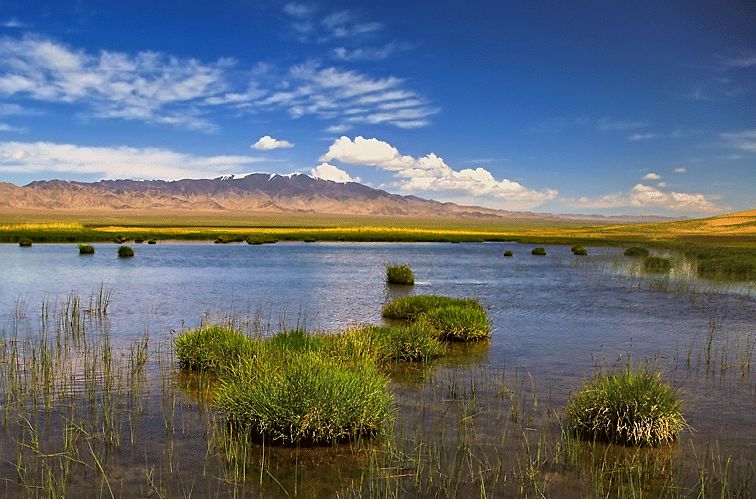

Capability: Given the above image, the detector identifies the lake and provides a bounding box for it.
[0,242,753,497]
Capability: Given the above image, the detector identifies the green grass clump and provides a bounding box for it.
[215,235,243,244]
[246,236,278,245]
[566,368,687,446]
[687,247,756,281]
[117,245,134,258]
[18,238,32,247]
[381,295,484,322]
[78,244,95,254]
[417,306,490,342]
[503,250,513,257]
[113,235,129,244]
[343,325,446,363]
[174,325,256,374]
[572,246,588,255]
[147,239,157,244]
[531,247,547,256]
[386,263,415,285]
[303,237,317,243]
[643,256,671,273]
[214,348,392,445]
[624,247,649,257]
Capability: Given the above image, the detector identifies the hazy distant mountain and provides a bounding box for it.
[0,174,682,223]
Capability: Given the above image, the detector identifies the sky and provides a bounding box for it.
[0,0,754,216]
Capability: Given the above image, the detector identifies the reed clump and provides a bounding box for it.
[503,250,513,257]
[18,238,32,247]
[624,246,649,257]
[566,367,687,446]
[531,247,547,256]
[340,325,447,363]
[571,245,587,255]
[117,245,134,258]
[78,244,95,254]
[381,295,484,321]
[215,347,392,445]
[386,263,415,285]
[174,325,256,374]
[381,295,489,342]
[643,256,671,273]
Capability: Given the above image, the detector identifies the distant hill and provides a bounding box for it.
[0,174,682,223]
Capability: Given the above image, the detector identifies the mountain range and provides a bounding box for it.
[0,174,680,223]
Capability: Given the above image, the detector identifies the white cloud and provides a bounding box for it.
[0,122,25,133]
[719,50,756,70]
[252,135,294,150]
[597,117,647,131]
[0,35,231,132]
[0,141,268,179]
[642,172,661,180]
[674,167,687,173]
[1,18,26,29]
[320,136,557,210]
[629,133,657,141]
[283,3,313,18]
[721,129,756,153]
[576,183,724,213]
[310,162,360,183]
[0,35,434,132]
[332,43,401,61]
[657,182,668,187]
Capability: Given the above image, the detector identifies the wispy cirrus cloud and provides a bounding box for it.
[720,129,756,153]
[0,141,269,179]
[0,35,435,132]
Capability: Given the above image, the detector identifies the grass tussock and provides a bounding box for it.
[78,244,95,254]
[571,245,588,255]
[531,247,547,256]
[174,325,256,374]
[215,348,391,445]
[687,247,756,281]
[624,246,649,257]
[643,256,671,273]
[246,236,278,245]
[117,245,134,258]
[503,250,513,257]
[566,367,687,447]
[340,325,447,363]
[417,306,491,342]
[386,263,415,285]
[215,235,244,244]
[147,239,157,244]
[381,295,489,342]
[381,295,484,322]
[18,238,32,247]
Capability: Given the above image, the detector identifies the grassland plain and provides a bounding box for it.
[1,208,755,280]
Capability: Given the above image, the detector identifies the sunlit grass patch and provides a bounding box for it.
[381,295,484,321]
[174,325,256,374]
[78,244,95,254]
[386,263,415,285]
[117,245,134,258]
[417,305,491,342]
[624,247,649,257]
[531,247,547,256]
[214,347,392,445]
[566,367,687,446]
[643,256,671,273]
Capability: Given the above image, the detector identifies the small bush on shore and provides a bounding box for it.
[386,263,415,285]
[117,245,134,258]
[624,247,649,257]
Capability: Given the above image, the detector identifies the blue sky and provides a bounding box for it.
[0,0,753,215]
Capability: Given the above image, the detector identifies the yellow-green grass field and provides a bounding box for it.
[1,208,754,279]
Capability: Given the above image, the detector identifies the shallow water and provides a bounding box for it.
[0,242,754,497]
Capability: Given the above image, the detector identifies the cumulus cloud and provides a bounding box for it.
[642,172,661,180]
[657,182,668,187]
[310,162,360,183]
[252,135,293,150]
[319,136,557,210]
[576,183,724,213]
[0,141,268,179]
